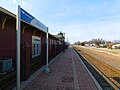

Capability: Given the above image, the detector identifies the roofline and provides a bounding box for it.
[0,6,62,40]
[53,35,60,39]
[0,6,16,18]
[0,7,47,33]
[49,33,59,40]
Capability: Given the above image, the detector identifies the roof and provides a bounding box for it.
[54,35,63,38]
[0,6,16,18]
[0,6,47,33]
[0,6,60,40]
[48,33,59,40]
[112,44,120,46]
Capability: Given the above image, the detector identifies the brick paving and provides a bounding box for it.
[23,47,98,90]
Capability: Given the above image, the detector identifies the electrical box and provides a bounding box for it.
[0,58,12,74]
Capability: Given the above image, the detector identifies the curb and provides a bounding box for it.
[72,48,103,90]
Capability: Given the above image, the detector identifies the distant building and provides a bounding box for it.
[99,44,104,48]
[112,44,120,49]
[85,44,96,47]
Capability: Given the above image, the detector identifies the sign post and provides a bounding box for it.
[16,6,49,89]
[16,5,21,90]
[45,27,50,73]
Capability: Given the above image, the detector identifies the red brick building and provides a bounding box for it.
[0,7,65,89]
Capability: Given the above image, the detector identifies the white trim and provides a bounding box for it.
[32,36,41,58]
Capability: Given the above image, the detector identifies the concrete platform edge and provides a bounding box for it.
[72,48,103,90]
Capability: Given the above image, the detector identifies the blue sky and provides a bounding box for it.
[0,0,120,43]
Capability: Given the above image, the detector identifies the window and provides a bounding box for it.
[32,36,41,58]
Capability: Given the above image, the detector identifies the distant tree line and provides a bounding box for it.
[74,38,120,48]
[74,38,105,45]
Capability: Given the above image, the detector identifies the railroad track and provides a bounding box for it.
[74,47,120,90]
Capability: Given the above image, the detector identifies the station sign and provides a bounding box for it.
[21,8,48,32]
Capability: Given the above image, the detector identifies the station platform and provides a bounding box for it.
[23,47,99,90]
